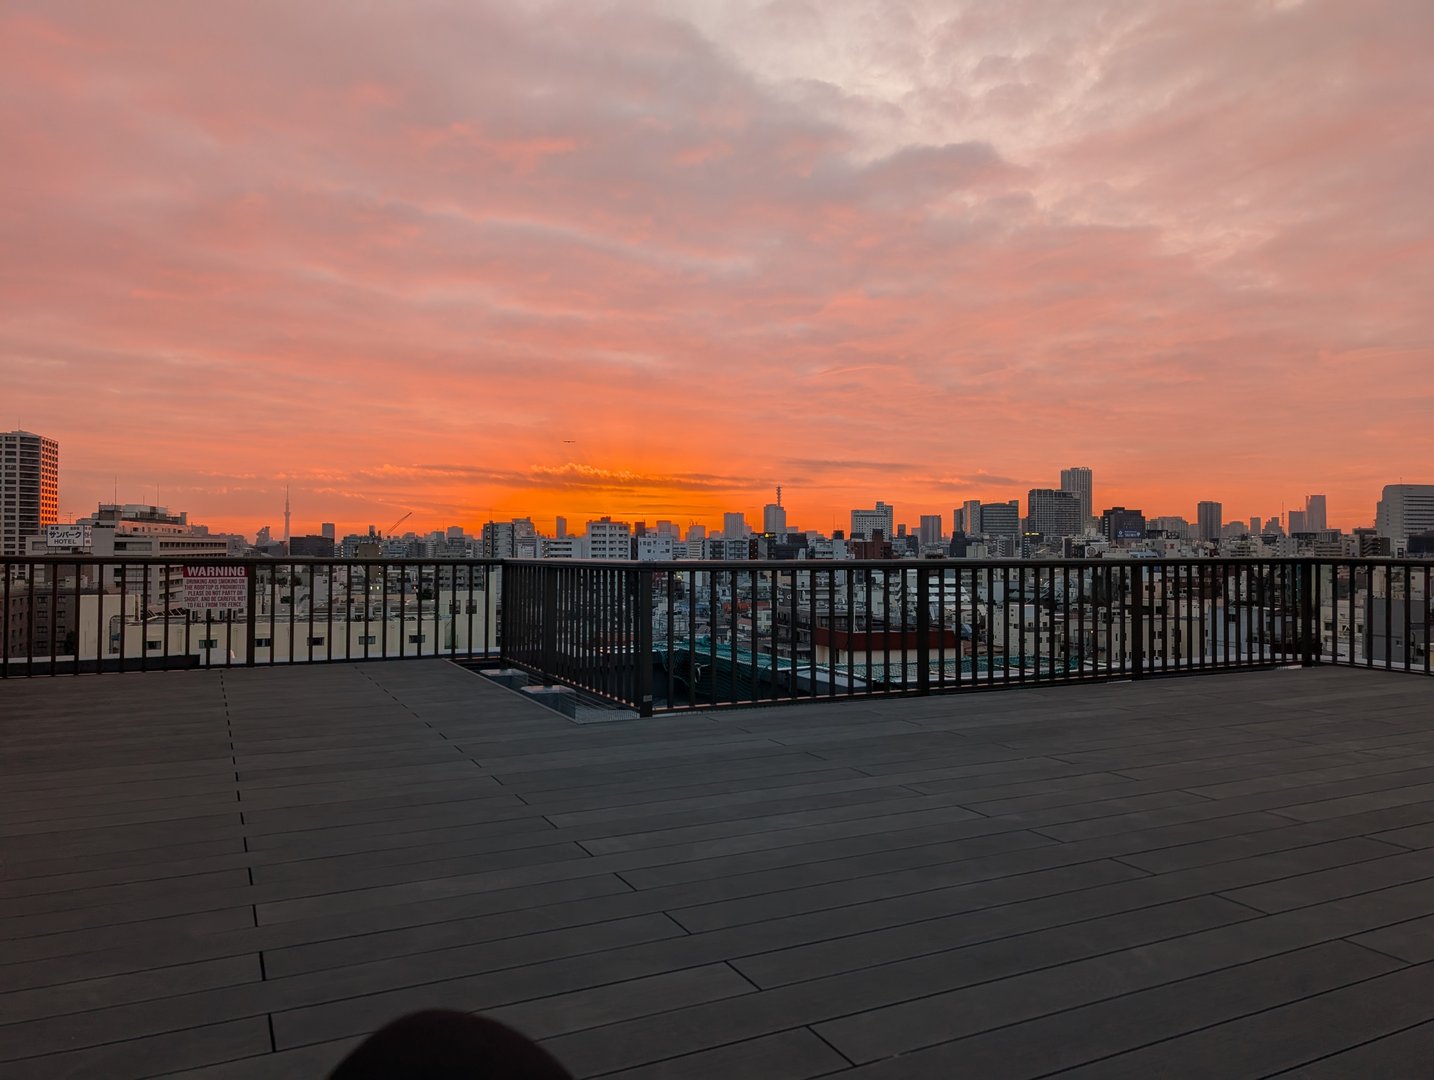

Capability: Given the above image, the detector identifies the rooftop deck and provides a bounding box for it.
[4,664,1434,1078]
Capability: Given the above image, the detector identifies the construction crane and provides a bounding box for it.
[386,511,412,536]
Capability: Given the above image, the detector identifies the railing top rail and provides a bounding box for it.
[498,556,1434,571]
[4,556,506,567]
[5,554,1429,571]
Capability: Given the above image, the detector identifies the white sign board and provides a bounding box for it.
[46,524,92,549]
[182,565,249,611]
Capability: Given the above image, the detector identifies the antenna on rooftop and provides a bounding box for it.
[777,485,782,508]
[284,486,292,544]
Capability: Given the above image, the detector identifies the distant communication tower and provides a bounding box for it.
[776,485,782,508]
[284,486,291,544]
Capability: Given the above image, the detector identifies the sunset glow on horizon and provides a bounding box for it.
[4,0,1431,538]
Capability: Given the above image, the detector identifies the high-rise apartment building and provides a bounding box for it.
[960,499,982,537]
[1376,485,1434,553]
[1197,501,1223,542]
[1287,509,1308,534]
[1305,494,1328,532]
[722,512,748,539]
[321,522,336,541]
[1,431,59,557]
[850,501,894,541]
[979,501,1020,549]
[918,515,943,547]
[1059,467,1093,525]
[762,503,787,535]
[1027,489,1082,540]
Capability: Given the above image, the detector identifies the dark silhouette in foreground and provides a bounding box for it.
[330,1010,574,1079]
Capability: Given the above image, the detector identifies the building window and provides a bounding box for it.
[309,636,325,646]
[358,635,376,645]
[146,640,161,651]
[409,634,425,644]
[254,637,272,648]
[199,638,219,648]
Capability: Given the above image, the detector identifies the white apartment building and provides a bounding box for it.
[542,536,579,559]
[66,586,499,667]
[1377,485,1434,554]
[584,517,633,559]
[28,504,229,607]
[636,534,676,561]
[708,538,750,560]
[851,502,895,541]
[481,521,515,558]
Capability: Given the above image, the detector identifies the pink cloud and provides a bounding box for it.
[1,0,1430,536]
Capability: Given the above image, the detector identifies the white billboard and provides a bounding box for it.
[46,524,93,549]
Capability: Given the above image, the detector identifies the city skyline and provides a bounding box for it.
[26,430,1379,541]
[5,3,1432,535]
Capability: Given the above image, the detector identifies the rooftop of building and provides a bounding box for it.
[4,663,1434,1077]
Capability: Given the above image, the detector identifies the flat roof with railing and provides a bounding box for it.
[4,659,1434,1076]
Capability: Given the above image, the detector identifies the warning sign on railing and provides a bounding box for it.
[182,565,249,611]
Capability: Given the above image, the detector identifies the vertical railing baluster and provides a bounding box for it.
[1,561,10,678]
[117,562,128,674]
[1403,564,1413,672]
[915,565,930,695]
[27,562,38,677]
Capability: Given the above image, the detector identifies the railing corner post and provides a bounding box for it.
[497,562,512,668]
[915,565,931,695]
[541,565,557,685]
[245,566,257,667]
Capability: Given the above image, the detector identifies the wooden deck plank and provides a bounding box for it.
[1,662,1432,1077]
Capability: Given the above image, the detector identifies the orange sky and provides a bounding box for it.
[3,1,1431,538]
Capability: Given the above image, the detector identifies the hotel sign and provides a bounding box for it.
[182,565,249,611]
[46,524,92,549]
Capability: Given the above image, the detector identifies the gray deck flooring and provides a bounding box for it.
[2,663,1434,1078]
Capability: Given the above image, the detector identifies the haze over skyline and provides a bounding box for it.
[4,0,1431,534]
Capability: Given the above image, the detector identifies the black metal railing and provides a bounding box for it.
[501,560,653,711]
[3,556,1430,717]
[0,556,502,676]
[497,557,1433,715]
